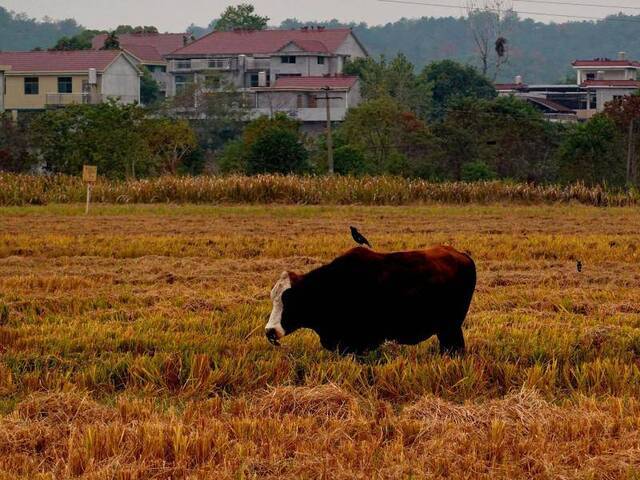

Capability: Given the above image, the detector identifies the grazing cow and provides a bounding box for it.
[265,246,476,355]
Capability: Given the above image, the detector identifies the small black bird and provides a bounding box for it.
[577,260,583,273]
[350,226,372,248]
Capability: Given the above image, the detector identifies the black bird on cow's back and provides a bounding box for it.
[577,260,583,273]
[350,226,371,248]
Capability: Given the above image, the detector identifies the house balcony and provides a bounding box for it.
[252,107,347,122]
[45,93,102,106]
[45,93,139,107]
[244,57,271,71]
[170,58,238,72]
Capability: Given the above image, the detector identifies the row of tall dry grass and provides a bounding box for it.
[1,173,638,206]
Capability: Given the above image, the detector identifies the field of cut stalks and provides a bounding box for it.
[1,203,640,479]
[1,173,639,207]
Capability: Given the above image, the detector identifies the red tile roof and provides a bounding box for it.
[581,79,640,88]
[0,50,122,73]
[122,45,164,64]
[573,59,640,68]
[272,76,358,90]
[92,33,186,59]
[170,28,353,56]
[282,40,330,53]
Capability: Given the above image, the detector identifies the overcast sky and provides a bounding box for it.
[1,0,639,31]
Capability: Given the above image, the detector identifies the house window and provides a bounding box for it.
[250,73,260,88]
[208,58,229,69]
[175,74,194,94]
[586,73,596,81]
[317,56,325,65]
[58,77,73,94]
[24,77,39,95]
[175,60,191,70]
[281,56,297,64]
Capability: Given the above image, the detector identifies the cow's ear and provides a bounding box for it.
[288,272,301,286]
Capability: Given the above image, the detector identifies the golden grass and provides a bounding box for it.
[0,204,639,478]
[1,173,638,207]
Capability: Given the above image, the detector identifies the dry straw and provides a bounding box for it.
[1,173,637,206]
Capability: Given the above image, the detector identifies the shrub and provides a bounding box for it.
[462,160,497,182]
[247,127,308,174]
[334,146,367,176]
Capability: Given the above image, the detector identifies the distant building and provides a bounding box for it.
[497,52,640,122]
[165,27,368,126]
[253,76,361,133]
[0,50,141,116]
[572,53,640,115]
[92,32,187,97]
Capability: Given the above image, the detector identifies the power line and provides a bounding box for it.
[513,0,640,11]
[377,0,640,23]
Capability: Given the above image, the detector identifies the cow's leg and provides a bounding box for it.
[437,326,465,356]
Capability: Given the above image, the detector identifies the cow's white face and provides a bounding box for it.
[265,271,291,343]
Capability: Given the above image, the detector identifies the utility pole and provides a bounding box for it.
[320,86,343,175]
[627,118,634,185]
[322,86,334,175]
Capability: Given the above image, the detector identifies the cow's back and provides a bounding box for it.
[313,247,475,348]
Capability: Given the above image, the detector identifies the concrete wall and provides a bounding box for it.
[336,33,368,59]
[269,55,332,84]
[256,90,349,110]
[576,68,637,83]
[595,87,637,111]
[101,55,140,103]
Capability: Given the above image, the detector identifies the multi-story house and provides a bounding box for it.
[0,50,141,117]
[572,53,640,115]
[92,32,187,97]
[497,53,640,121]
[165,27,368,125]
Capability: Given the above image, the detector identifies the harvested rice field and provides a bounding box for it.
[1,203,640,479]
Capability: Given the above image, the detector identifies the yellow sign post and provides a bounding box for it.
[83,165,97,214]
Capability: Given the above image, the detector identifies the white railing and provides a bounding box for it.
[251,107,347,122]
[45,93,100,106]
[170,58,237,72]
[45,93,138,106]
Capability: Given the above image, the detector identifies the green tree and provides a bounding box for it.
[345,54,432,119]
[436,96,559,181]
[333,145,367,176]
[32,102,152,179]
[0,115,35,172]
[160,72,249,154]
[247,127,308,174]
[0,6,81,51]
[420,60,496,120]
[603,93,640,185]
[52,29,102,50]
[142,118,198,174]
[140,67,161,106]
[556,115,625,186]
[219,113,306,174]
[101,31,120,50]
[339,97,437,177]
[216,4,269,31]
[461,160,497,181]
